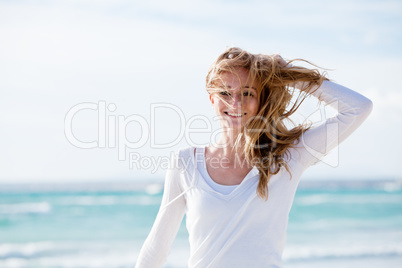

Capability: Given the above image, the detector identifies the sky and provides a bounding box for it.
[0,0,401,183]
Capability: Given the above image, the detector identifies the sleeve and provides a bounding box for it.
[135,152,187,268]
[295,80,373,168]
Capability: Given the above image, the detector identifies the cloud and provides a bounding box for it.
[366,89,402,109]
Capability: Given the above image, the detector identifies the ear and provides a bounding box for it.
[209,94,214,104]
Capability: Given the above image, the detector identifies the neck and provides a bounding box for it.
[210,129,246,160]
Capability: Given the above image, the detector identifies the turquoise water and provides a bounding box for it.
[0,180,401,267]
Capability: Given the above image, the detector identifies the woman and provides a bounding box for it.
[135,47,373,267]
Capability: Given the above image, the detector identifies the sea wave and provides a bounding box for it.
[54,195,161,206]
[0,241,139,268]
[0,240,136,258]
[0,241,70,259]
[283,243,402,261]
[295,193,402,206]
[0,202,51,215]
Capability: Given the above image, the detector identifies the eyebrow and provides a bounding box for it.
[219,85,257,90]
[244,86,257,90]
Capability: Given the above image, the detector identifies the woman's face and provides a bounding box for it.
[210,68,259,130]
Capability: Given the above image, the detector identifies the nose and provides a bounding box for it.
[229,93,244,108]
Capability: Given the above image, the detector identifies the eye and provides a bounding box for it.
[219,91,231,96]
[243,91,253,97]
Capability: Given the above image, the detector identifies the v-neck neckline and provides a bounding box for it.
[194,146,260,200]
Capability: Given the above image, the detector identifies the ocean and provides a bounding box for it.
[0,179,401,268]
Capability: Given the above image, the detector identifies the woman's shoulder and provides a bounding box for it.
[170,146,197,171]
[176,146,196,158]
[167,147,199,187]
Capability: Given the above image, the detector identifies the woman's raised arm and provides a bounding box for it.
[295,80,373,168]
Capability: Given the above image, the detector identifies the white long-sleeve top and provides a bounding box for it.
[135,81,373,268]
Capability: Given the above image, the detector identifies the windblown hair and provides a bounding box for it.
[206,47,328,200]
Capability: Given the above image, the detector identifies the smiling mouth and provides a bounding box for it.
[224,112,246,118]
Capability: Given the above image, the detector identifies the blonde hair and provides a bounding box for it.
[206,47,328,200]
